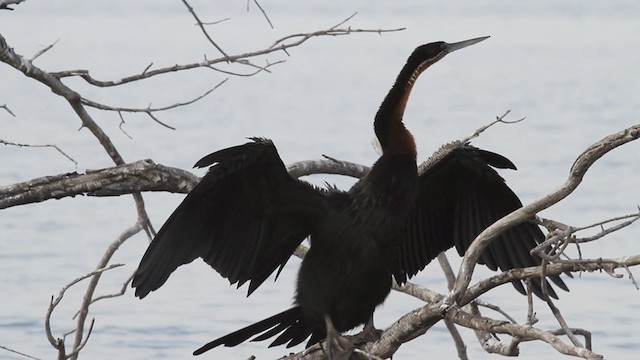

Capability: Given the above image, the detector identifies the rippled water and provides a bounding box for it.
[1,1,639,359]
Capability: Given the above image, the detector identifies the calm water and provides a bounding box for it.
[1,1,639,359]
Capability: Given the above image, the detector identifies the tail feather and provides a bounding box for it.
[193,306,320,355]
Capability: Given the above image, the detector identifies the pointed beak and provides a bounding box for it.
[445,36,490,53]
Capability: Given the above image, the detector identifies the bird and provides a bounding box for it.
[131,36,568,359]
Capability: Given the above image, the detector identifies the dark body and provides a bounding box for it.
[298,153,418,339]
[132,37,568,357]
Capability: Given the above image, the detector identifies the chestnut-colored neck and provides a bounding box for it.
[374,55,438,156]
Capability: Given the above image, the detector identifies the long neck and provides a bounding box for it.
[374,57,432,156]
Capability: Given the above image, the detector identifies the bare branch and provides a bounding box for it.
[436,254,469,359]
[288,158,370,178]
[270,14,404,50]
[462,254,640,305]
[117,111,133,139]
[546,297,584,348]
[49,22,403,87]
[79,80,228,130]
[0,159,198,209]
[249,0,274,29]
[205,58,284,76]
[45,264,123,354]
[474,299,518,324]
[65,318,94,360]
[0,33,126,165]
[1,103,16,116]
[0,139,78,166]
[525,279,538,325]
[84,273,135,309]
[461,109,525,143]
[70,223,144,360]
[549,328,593,351]
[443,320,468,360]
[181,0,227,57]
[30,39,59,61]
[445,310,603,359]
[201,17,230,26]
[573,211,640,243]
[0,0,25,10]
[0,345,42,360]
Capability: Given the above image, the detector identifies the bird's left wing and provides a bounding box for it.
[394,142,568,299]
[132,138,328,298]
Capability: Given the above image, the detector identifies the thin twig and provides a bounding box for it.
[30,39,59,61]
[0,345,42,360]
[461,110,525,143]
[201,17,231,26]
[574,211,640,243]
[0,139,78,167]
[45,264,124,351]
[546,297,583,348]
[117,111,133,139]
[474,299,518,324]
[79,80,228,130]
[250,0,274,29]
[525,279,538,325]
[81,272,136,314]
[181,0,228,57]
[1,103,16,116]
[0,0,25,10]
[69,223,144,360]
[48,22,403,87]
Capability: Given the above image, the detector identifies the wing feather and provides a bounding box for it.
[394,142,568,299]
[132,138,327,298]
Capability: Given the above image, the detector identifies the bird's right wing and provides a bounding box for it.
[132,138,328,298]
[394,142,568,299]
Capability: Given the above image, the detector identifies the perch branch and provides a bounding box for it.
[0,160,198,209]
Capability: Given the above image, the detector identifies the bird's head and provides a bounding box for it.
[374,36,490,155]
[405,36,490,87]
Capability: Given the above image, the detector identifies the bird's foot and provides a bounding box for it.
[322,333,354,360]
[353,348,384,360]
[352,323,382,345]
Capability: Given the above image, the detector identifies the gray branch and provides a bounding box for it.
[0,160,198,209]
[0,0,25,10]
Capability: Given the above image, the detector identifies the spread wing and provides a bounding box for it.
[394,142,568,299]
[132,138,327,298]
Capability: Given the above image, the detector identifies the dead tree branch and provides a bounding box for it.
[248,0,274,29]
[0,139,77,166]
[79,79,228,130]
[69,224,143,360]
[1,103,16,116]
[0,160,198,209]
[181,0,228,57]
[45,264,123,360]
[45,18,403,88]
[0,0,25,10]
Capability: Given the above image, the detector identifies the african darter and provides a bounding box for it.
[132,36,567,359]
